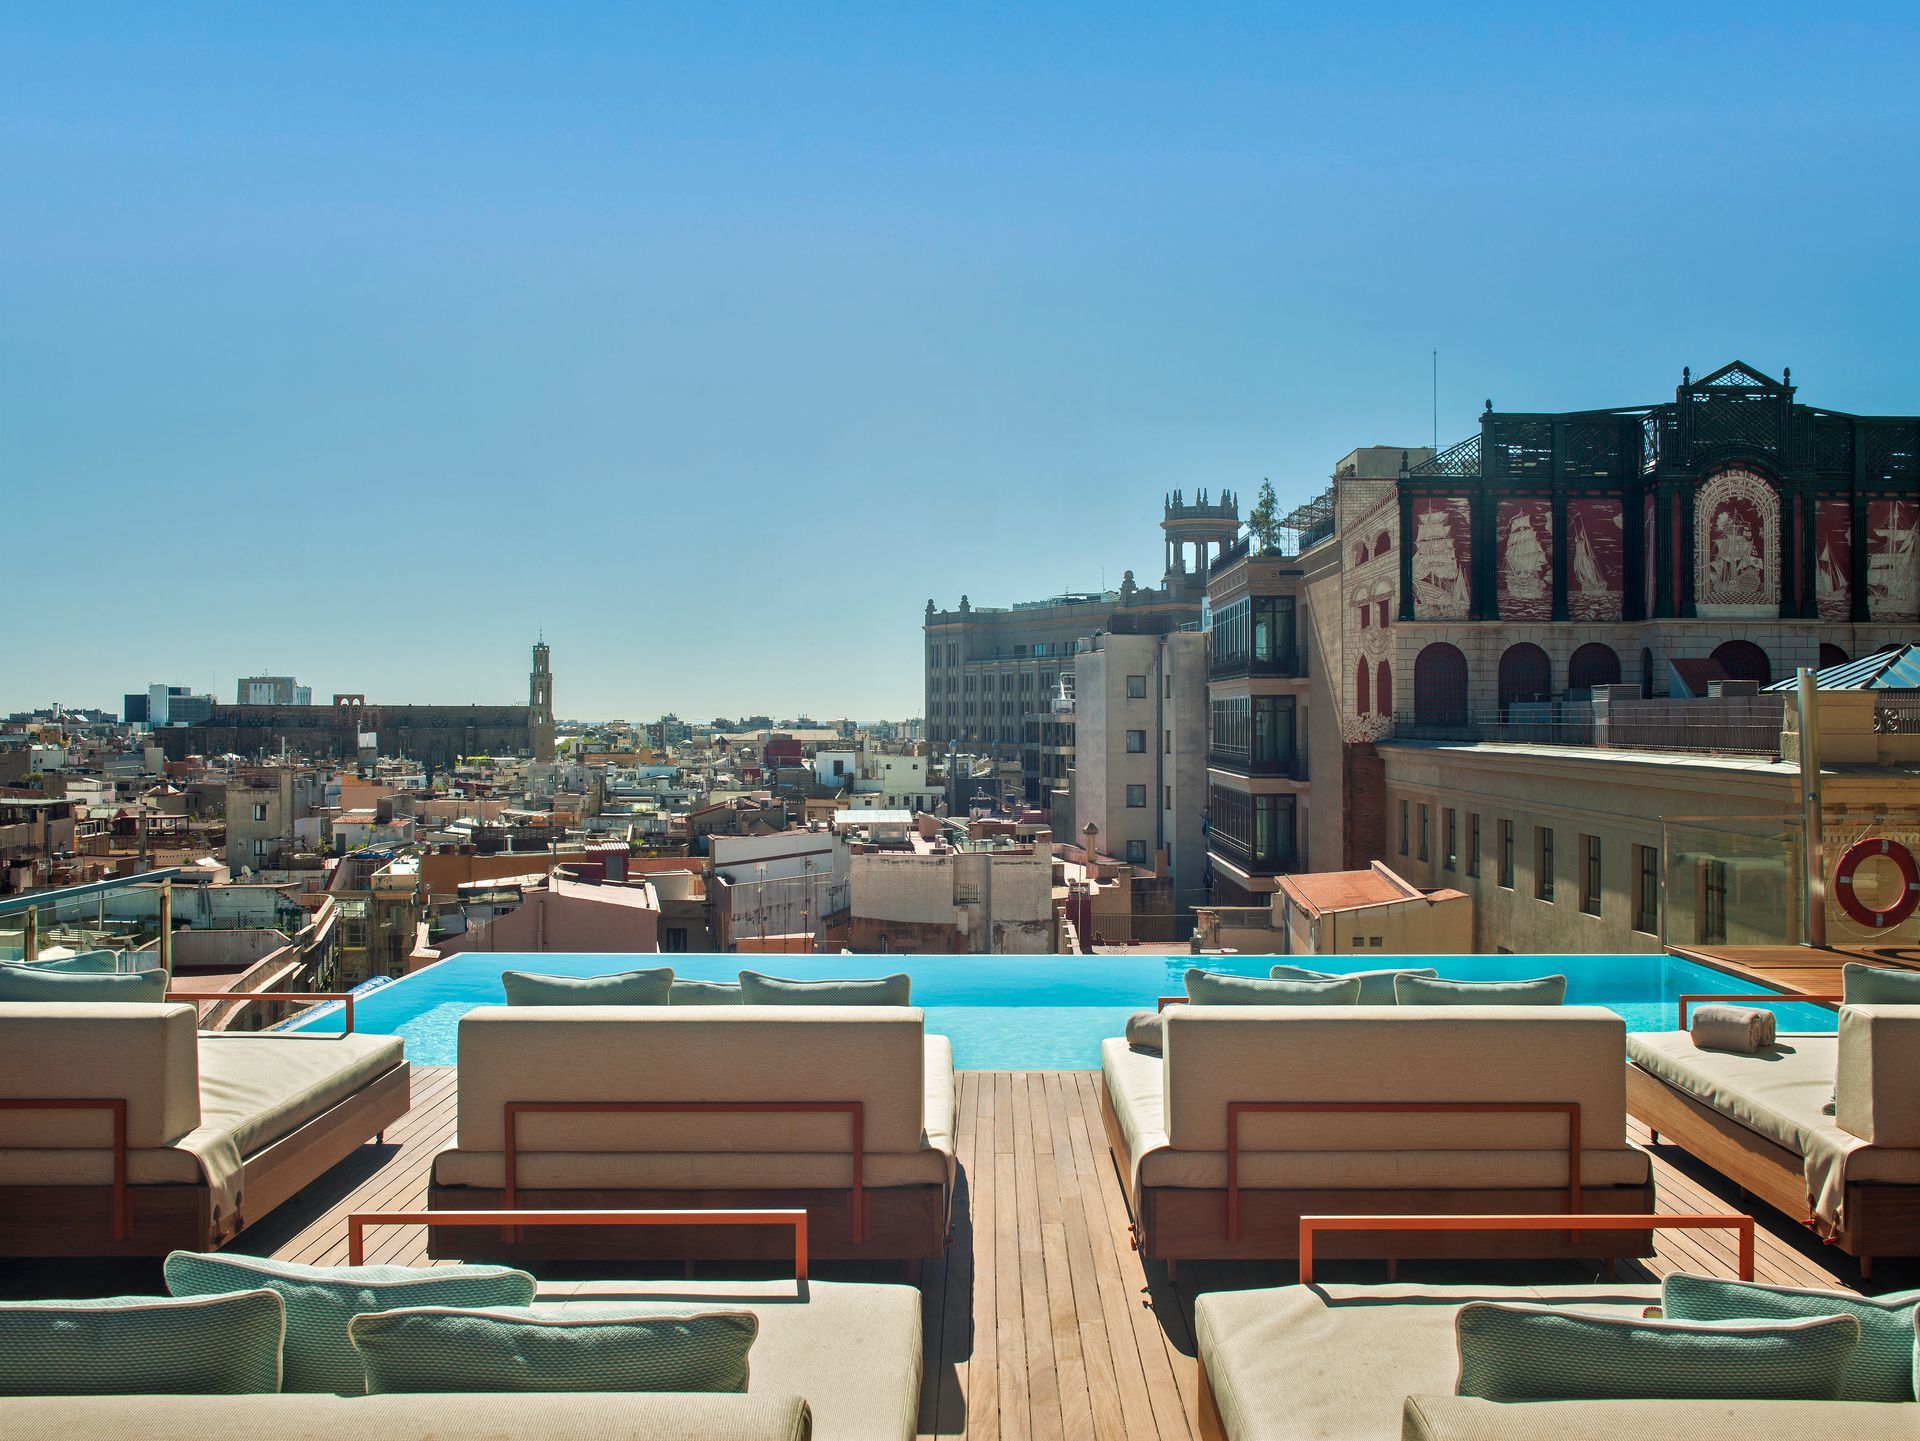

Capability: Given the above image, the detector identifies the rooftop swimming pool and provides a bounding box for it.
[293,950,1838,1069]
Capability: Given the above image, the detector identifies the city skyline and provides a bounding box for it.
[7,4,1919,718]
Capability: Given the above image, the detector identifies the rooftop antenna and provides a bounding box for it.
[1432,349,1438,454]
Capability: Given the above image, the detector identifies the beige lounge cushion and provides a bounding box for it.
[0,1393,813,1441]
[1836,1004,1920,1146]
[437,1016,952,1194]
[1099,1038,1647,1196]
[1163,1006,1630,1153]
[0,1002,200,1148]
[1196,1282,1656,1441]
[546,1277,920,1441]
[1401,1396,1919,1441]
[1627,1028,1920,1230]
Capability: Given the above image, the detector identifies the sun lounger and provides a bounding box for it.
[0,1000,409,1256]
[427,1004,956,1262]
[1627,1001,1920,1274]
[1102,1005,1653,1265]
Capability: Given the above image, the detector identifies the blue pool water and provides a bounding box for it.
[293,951,1839,1069]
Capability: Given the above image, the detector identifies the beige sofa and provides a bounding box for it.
[429,1005,956,1262]
[1627,1003,1920,1274]
[1195,1281,1917,1441]
[0,1395,813,1441]
[0,1001,408,1256]
[1102,1006,1653,1265]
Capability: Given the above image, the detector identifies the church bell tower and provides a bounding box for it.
[529,638,556,762]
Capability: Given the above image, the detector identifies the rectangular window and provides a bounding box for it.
[1126,729,1146,753]
[1126,784,1147,808]
[1125,839,1148,864]
[1399,800,1410,856]
[1165,676,1172,698]
[1443,808,1457,871]
[1467,814,1481,878]
[1701,860,1728,943]
[252,802,268,821]
[1164,730,1171,754]
[1582,835,1602,916]
[663,927,689,952]
[1635,844,1660,935]
[1126,674,1147,699]
[954,883,981,905]
[1417,804,1430,862]
[1499,820,1514,888]
[1164,785,1172,809]
[1536,827,1556,901]
[1207,785,1295,869]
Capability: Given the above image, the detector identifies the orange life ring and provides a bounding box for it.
[1833,837,1920,930]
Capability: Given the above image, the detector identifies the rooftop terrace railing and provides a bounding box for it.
[1390,700,1786,757]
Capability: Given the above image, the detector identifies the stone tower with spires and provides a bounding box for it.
[529,638,556,763]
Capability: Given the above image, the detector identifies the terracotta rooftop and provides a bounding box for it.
[1276,863,1463,918]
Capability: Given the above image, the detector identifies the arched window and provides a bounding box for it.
[1353,543,1370,566]
[1413,644,1468,727]
[1373,531,1392,560]
[1376,659,1393,716]
[1356,659,1371,716]
[1497,643,1552,716]
[1712,639,1772,686]
[1818,643,1849,670]
[1640,647,1656,698]
[1567,643,1622,693]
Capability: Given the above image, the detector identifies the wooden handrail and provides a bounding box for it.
[1676,992,1842,1029]
[1226,1100,1582,1242]
[347,1207,808,1281]
[166,989,357,1035]
[0,1098,128,1239]
[504,1100,866,1243]
[1298,1211,1753,1284]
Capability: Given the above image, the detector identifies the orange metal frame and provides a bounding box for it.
[504,1100,867,1243]
[1156,996,1187,1012]
[348,1207,808,1280]
[0,1097,129,1239]
[1297,1211,1754,1284]
[1676,992,1841,1029]
[1225,1100,1583,1242]
[165,989,358,1034]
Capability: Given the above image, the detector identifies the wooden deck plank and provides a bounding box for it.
[1013,1074,1065,1441]
[993,1074,1033,1441]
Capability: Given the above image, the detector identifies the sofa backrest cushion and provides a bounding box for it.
[501,968,673,1006]
[455,1005,929,1155]
[348,1305,757,1394]
[0,1001,201,1148]
[1395,975,1567,1005]
[165,1250,537,1395]
[1270,964,1438,1004]
[0,964,166,1004]
[737,971,912,1005]
[1835,1004,1920,1147]
[1161,1005,1628,1153]
[1185,969,1361,1005]
[1661,1271,1920,1402]
[0,1290,286,1395]
[1842,963,1920,1006]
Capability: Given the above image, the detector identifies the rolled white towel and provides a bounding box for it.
[1690,1004,1776,1054]
[1125,1009,1166,1054]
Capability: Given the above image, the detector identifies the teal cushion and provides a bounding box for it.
[0,964,166,1004]
[348,1305,758,1394]
[29,951,128,974]
[737,971,911,1005]
[164,1250,536,1394]
[1269,964,1438,1004]
[1396,974,1567,1005]
[1184,969,1362,1005]
[0,1291,285,1395]
[670,979,744,1005]
[1842,962,1920,1005]
[1661,1272,1920,1402]
[500,968,673,1006]
[1455,1303,1859,1401]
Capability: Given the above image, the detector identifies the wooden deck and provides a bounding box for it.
[1675,940,1920,996]
[151,1067,1900,1441]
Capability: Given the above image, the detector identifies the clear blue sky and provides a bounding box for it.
[6,4,1917,721]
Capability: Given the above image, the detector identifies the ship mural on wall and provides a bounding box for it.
[1816,498,1853,622]
[1694,468,1779,618]
[1868,499,1919,621]
[1495,498,1551,621]
[1411,497,1470,620]
[1568,499,1624,622]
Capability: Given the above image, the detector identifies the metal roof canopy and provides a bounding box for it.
[0,868,184,919]
[1765,645,1920,692]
